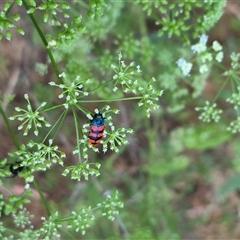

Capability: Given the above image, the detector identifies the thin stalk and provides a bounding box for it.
[50,110,68,141]
[72,108,82,163]
[78,97,141,103]
[0,103,20,149]
[22,0,63,85]
[87,78,115,94]
[33,180,51,217]
[42,109,68,143]
[212,78,229,103]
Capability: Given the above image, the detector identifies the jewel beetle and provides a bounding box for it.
[88,113,105,145]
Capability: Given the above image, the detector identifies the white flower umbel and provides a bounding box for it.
[9,94,51,136]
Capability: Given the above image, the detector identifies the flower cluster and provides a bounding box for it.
[226,87,240,133]
[191,34,208,53]
[111,54,163,117]
[18,229,40,240]
[49,74,89,109]
[177,34,224,76]
[4,189,32,214]
[76,107,133,156]
[230,52,240,70]
[227,117,240,133]
[176,59,193,76]
[98,107,133,152]
[102,127,134,153]
[135,1,226,39]
[0,1,24,40]
[138,77,164,118]
[68,207,95,235]
[26,1,70,25]
[195,101,222,122]
[12,208,33,229]
[62,161,101,181]
[9,94,51,136]
[111,52,142,93]
[0,159,8,183]
[226,86,240,110]
[212,41,223,62]
[39,212,62,239]
[12,139,65,182]
[97,191,123,221]
[223,52,240,77]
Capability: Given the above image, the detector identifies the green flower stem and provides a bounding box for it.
[72,109,82,163]
[3,227,19,237]
[60,228,76,239]
[42,104,64,113]
[212,78,228,103]
[33,180,51,217]
[0,103,20,149]
[50,109,68,141]
[55,215,74,222]
[78,97,142,103]
[214,61,227,71]
[42,109,68,143]
[75,104,91,115]
[86,79,115,94]
[22,0,63,85]
[231,73,240,84]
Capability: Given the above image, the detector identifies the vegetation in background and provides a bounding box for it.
[1,0,240,239]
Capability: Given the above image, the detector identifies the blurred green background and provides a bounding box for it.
[1,1,240,239]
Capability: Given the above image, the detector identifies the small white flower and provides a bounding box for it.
[176,58,192,76]
[212,41,222,51]
[121,61,126,67]
[199,34,208,44]
[49,81,55,86]
[59,72,66,78]
[48,40,57,46]
[215,52,223,62]
[118,52,122,60]
[63,103,69,109]
[111,64,116,69]
[199,64,209,74]
[136,65,142,73]
[201,53,213,63]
